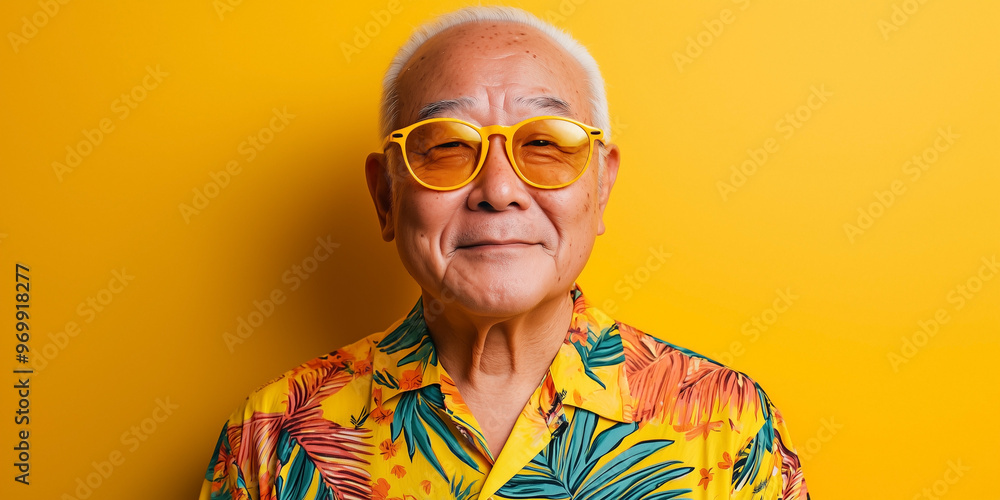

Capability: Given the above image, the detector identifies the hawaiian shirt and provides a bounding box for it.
[199,283,809,500]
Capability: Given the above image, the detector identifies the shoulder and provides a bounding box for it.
[202,331,388,499]
[614,319,774,428]
[224,331,383,422]
[614,319,808,495]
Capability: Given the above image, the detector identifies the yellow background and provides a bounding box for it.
[2,0,998,498]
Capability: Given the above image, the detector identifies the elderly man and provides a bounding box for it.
[200,6,808,500]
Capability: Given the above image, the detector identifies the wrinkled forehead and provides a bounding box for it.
[394,21,591,127]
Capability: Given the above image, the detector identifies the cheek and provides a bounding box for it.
[544,190,598,244]
[561,184,599,224]
[395,190,454,248]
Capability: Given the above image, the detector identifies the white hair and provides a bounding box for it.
[377,5,612,191]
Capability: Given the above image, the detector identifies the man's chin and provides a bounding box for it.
[431,278,554,320]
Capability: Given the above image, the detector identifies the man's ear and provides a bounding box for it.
[365,152,395,242]
[596,143,620,236]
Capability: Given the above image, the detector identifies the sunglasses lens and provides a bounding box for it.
[405,121,482,188]
[400,118,594,189]
[512,119,592,187]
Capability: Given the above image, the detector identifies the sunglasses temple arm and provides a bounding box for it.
[379,135,395,152]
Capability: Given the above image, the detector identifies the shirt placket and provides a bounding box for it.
[438,389,496,466]
[477,372,569,500]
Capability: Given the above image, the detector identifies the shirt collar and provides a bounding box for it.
[369,283,634,424]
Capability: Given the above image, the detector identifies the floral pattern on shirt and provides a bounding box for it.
[200,283,809,500]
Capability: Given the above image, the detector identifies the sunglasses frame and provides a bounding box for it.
[380,115,605,191]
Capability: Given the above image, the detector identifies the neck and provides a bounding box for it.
[422,288,574,391]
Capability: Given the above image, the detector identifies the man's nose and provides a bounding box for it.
[466,134,532,211]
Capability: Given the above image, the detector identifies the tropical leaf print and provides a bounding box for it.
[203,283,809,500]
[496,409,693,500]
[620,326,692,425]
[373,369,400,390]
[275,418,373,500]
[206,426,238,500]
[774,421,808,499]
[274,358,375,500]
[731,385,773,493]
[275,422,372,500]
[213,352,375,500]
[674,358,761,427]
[350,406,370,428]
[619,322,760,427]
[438,374,492,460]
[450,474,479,500]
[225,410,282,498]
[376,298,437,369]
[391,385,481,481]
[569,323,625,389]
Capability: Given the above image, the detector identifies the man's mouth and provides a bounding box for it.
[459,240,536,248]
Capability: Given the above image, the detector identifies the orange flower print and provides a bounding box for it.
[371,405,394,425]
[674,420,723,441]
[379,439,397,460]
[371,388,394,425]
[698,468,713,489]
[400,368,423,390]
[439,373,474,417]
[197,283,812,500]
[326,349,355,367]
[353,358,372,377]
[372,478,391,500]
[728,418,743,433]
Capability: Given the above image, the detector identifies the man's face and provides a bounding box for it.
[366,21,619,317]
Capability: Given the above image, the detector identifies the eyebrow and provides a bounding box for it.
[415,95,574,121]
[513,95,573,117]
[416,97,478,121]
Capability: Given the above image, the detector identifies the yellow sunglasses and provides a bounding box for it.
[380,115,604,191]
